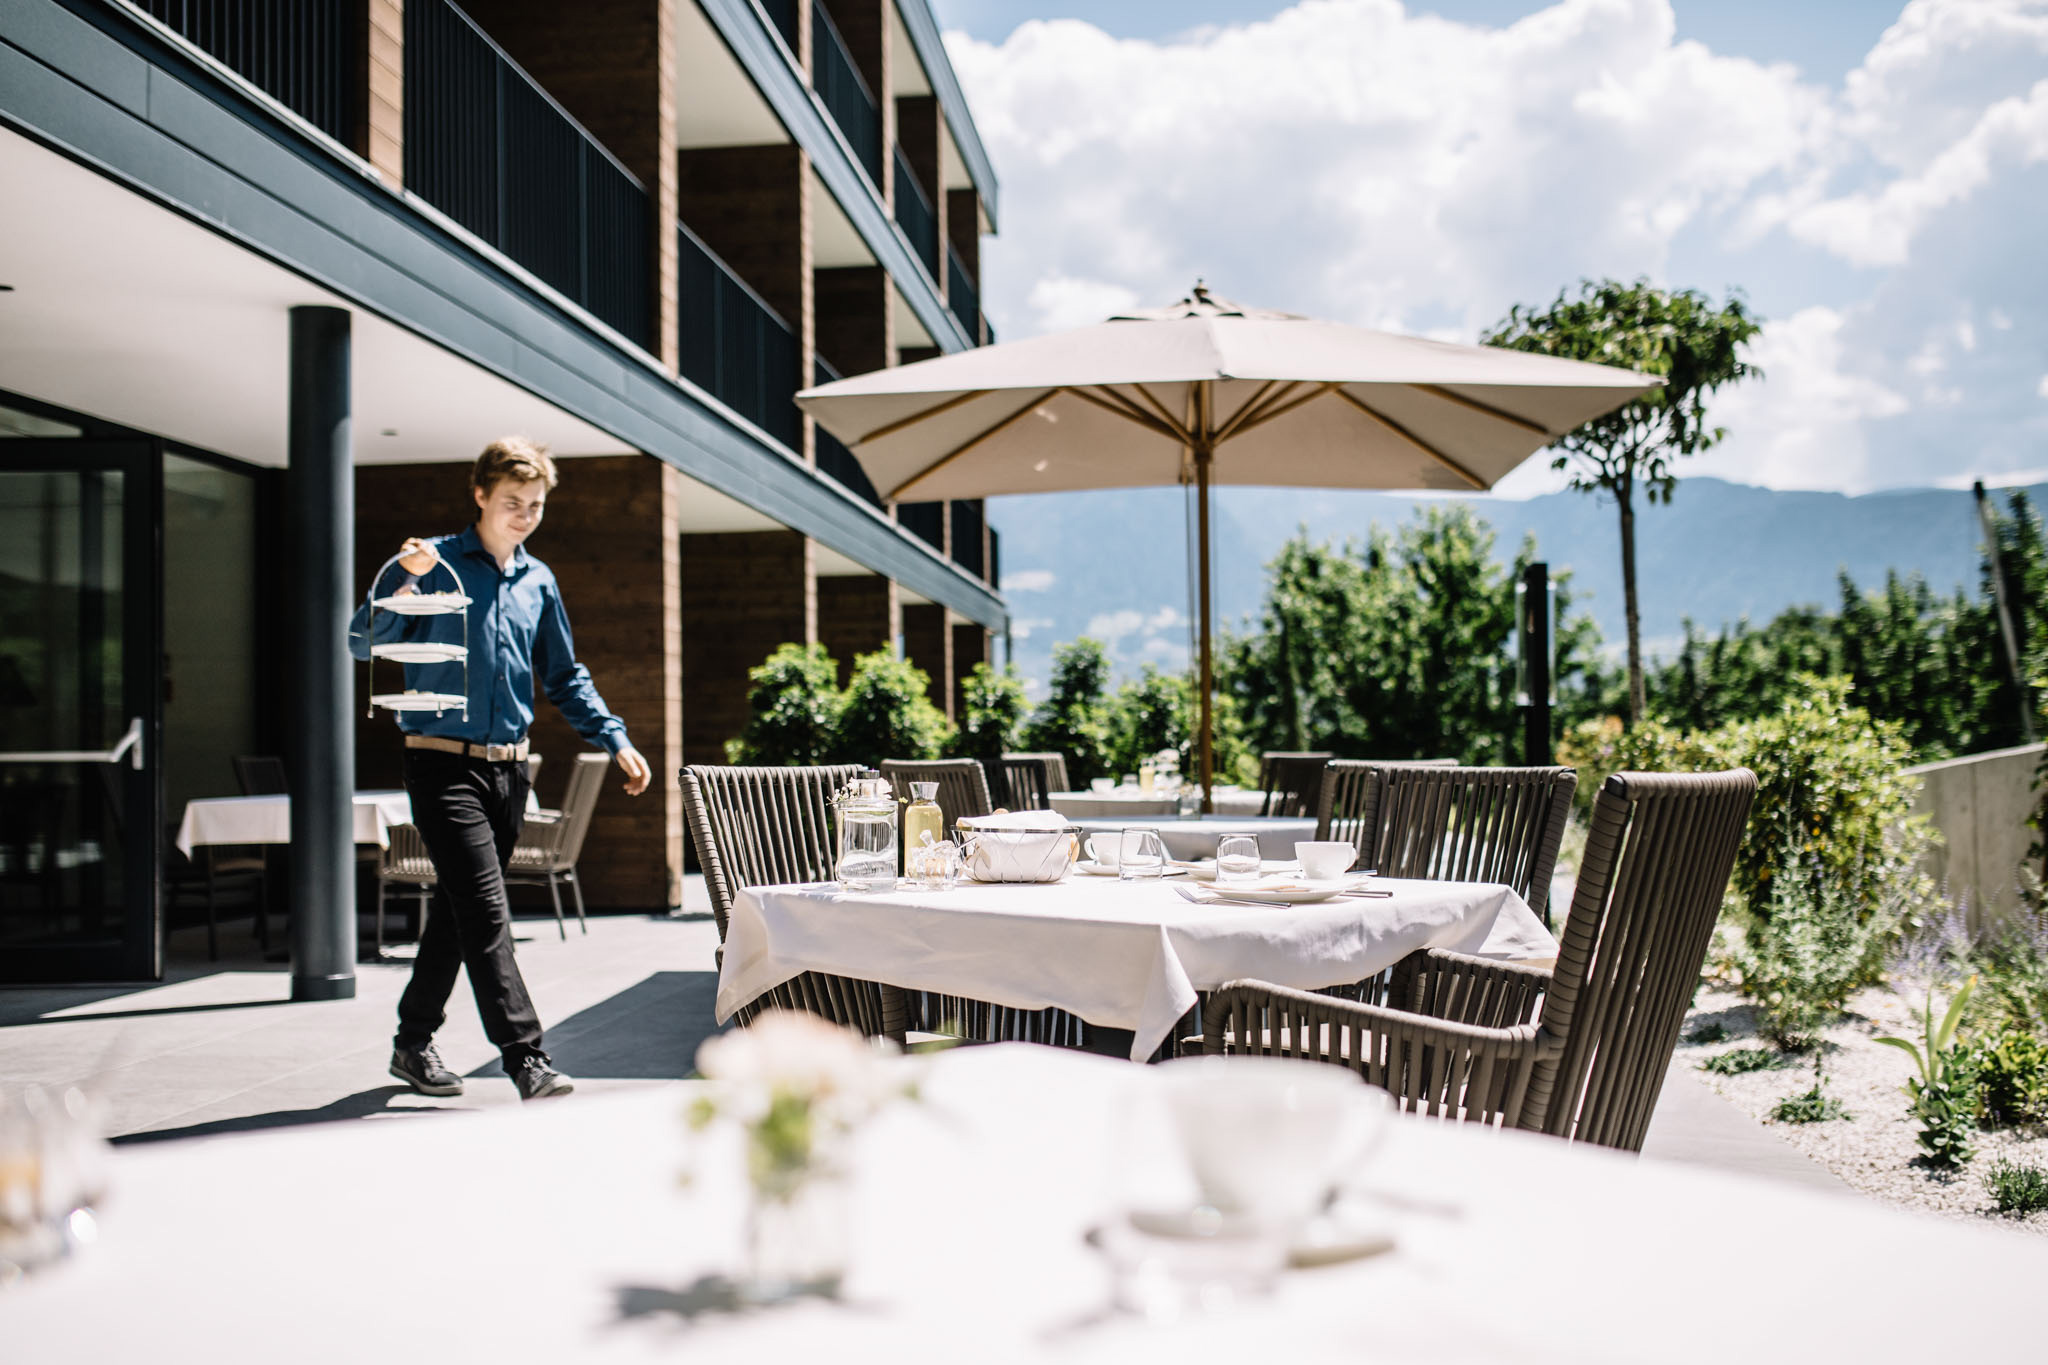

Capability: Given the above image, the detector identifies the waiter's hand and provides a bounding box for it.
[397,537,439,577]
[615,745,651,796]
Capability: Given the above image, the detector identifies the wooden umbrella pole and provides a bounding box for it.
[1196,387,1215,815]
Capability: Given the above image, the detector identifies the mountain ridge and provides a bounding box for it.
[985,477,2040,693]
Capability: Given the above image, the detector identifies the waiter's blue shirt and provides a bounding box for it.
[347,525,629,755]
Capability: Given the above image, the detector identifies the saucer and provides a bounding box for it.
[1288,1203,1397,1267]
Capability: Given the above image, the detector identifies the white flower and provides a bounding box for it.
[695,1011,906,1122]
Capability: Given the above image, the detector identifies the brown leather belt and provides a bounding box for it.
[404,735,530,762]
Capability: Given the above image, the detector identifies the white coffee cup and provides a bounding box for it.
[1085,834,1122,869]
[1160,1055,1390,1223]
[1089,777,1115,794]
[1295,841,1357,881]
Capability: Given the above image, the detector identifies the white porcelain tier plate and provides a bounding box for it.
[370,691,468,712]
[370,642,469,663]
[372,592,471,616]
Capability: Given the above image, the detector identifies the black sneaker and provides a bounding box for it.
[511,1054,574,1102]
[389,1043,463,1097]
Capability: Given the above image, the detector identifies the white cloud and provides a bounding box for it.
[1000,568,1056,592]
[1144,605,1181,632]
[1008,616,1054,639]
[1083,608,1146,643]
[948,0,2048,496]
[1690,306,1909,491]
[2039,373,2048,398]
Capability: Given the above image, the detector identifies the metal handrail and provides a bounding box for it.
[0,717,145,770]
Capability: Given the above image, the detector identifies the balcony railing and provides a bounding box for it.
[950,498,985,578]
[811,358,883,509]
[947,243,980,345]
[404,0,652,346]
[811,1,882,185]
[988,527,1001,591]
[677,224,802,452]
[758,0,800,56]
[893,146,939,274]
[135,0,355,143]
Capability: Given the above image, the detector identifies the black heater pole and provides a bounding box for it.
[287,306,358,1001]
[1521,561,1552,767]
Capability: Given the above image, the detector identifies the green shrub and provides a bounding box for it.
[1984,1157,2048,1215]
[952,662,1029,762]
[724,643,842,765]
[1685,1020,1729,1045]
[1563,675,1936,926]
[1700,1046,1791,1076]
[1972,1029,2048,1127]
[1021,638,1113,788]
[834,650,953,764]
[1732,845,1894,1050]
[1967,901,2048,1037]
[1770,1085,1848,1124]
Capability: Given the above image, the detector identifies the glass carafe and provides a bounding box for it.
[834,772,898,893]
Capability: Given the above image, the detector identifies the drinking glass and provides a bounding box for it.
[1118,828,1168,881]
[1215,835,1261,883]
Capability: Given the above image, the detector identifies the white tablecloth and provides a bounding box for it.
[1066,816,1320,862]
[1051,787,1268,818]
[5,1044,2041,1363]
[719,876,1555,1060]
[174,791,415,857]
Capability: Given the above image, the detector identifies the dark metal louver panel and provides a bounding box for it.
[136,0,356,143]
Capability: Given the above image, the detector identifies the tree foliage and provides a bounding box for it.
[1487,278,1762,722]
[834,650,954,764]
[725,643,842,765]
[1218,505,1595,765]
[1021,638,1115,787]
[951,662,1030,762]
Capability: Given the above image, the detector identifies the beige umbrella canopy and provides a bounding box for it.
[798,284,1658,804]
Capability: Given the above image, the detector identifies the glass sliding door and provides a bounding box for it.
[0,441,162,982]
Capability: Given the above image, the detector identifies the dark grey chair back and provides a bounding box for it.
[232,755,288,796]
[1256,751,1331,817]
[1002,750,1070,794]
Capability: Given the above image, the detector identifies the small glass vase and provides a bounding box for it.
[743,1168,850,1304]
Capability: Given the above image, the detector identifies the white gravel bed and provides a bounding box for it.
[1677,984,2048,1234]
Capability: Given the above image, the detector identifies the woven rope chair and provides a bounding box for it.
[880,759,993,831]
[991,755,1053,811]
[507,752,608,940]
[1315,762,1574,924]
[374,823,436,959]
[1002,750,1070,795]
[1204,768,1757,1151]
[680,764,907,1042]
[1256,751,1332,817]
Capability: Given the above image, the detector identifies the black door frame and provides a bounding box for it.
[0,438,164,983]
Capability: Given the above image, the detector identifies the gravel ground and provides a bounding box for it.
[1678,985,2048,1234]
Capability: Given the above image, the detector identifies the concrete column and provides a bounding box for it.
[287,306,356,1001]
[681,530,816,765]
[901,602,952,721]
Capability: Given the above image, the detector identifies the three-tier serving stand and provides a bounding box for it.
[361,549,471,719]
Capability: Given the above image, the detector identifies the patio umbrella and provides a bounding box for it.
[797,284,1658,807]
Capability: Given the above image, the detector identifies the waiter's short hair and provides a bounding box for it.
[471,437,558,495]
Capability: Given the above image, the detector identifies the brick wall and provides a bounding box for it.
[681,530,815,765]
[354,456,683,910]
[951,621,988,718]
[900,602,952,720]
[814,266,891,377]
[817,575,893,686]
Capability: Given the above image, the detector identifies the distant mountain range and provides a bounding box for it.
[985,477,2038,695]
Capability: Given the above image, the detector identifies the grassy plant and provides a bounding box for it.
[1700,1046,1792,1076]
[1771,1085,1848,1124]
[1877,975,1980,1168]
[1984,1157,2048,1216]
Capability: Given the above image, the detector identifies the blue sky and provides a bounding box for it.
[934,1,2048,495]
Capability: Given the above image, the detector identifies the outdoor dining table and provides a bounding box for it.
[174,788,543,858]
[173,790,416,858]
[1049,787,1268,818]
[1064,815,1320,862]
[718,873,1555,1061]
[5,1042,2040,1363]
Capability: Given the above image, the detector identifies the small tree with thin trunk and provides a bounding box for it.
[1486,279,1760,724]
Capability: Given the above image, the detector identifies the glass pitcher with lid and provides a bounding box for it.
[833,770,898,892]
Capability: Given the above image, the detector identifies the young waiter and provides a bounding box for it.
[349,438,651,1101]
